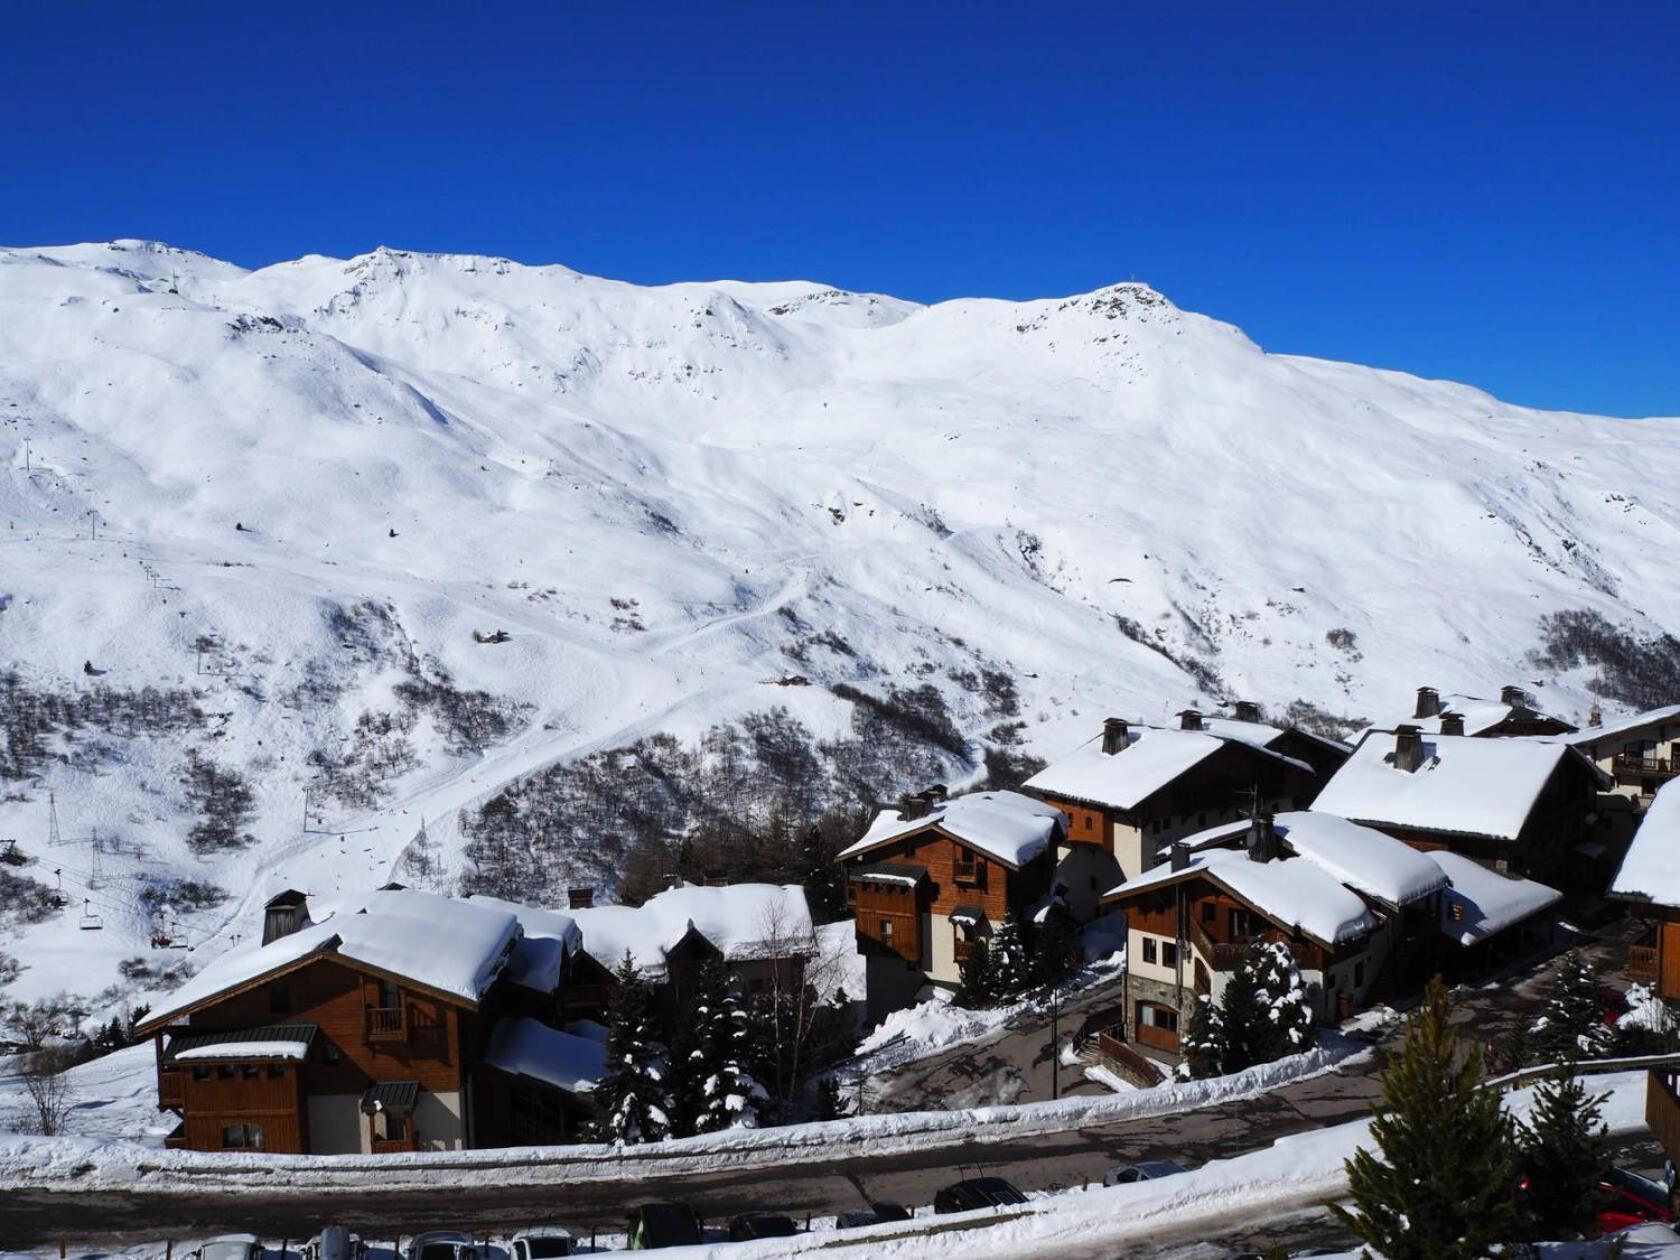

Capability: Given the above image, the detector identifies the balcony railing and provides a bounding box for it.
[364,1006,406,1041]
[370,1133,417,1154]
[1631,944,1661,985]
[1613,754,1678,784]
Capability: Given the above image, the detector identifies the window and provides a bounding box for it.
[266,1065,285,1080]
[373,1110,408,1141]
[377,979,400,1009]
[880,919,893,940]
[1201,901,1215,923]
[1084,814,1094,832]
[1136,1002,1179,1032]
[1161,941,1179,967]
[241,1065,259,1080]
[217,1065,235,1080]
[191,1066,210,1082]
[268,983,290,1015]
[1142,937,1157,965]
[221,1123,265,1150]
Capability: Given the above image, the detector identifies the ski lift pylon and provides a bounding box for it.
[79,898,104,931]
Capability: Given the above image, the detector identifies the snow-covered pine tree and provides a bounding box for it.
[1530,949,1611,1064]
[589,952,671,1145]
[692,956,766,1133]
[1175,994,1226,1081]
[1029,911,1077,991]
[985,909,1031,1000]
[954,938,996,1009]
[1248,940,1316,1062]
[1330,977,1521,1260]
[1217,943,1267,1074]
[1611,982,1679,1057]
[1518,1071,1612,1239]
[816,1073,847,1121]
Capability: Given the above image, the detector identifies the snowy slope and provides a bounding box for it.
[0,238,1677,1015]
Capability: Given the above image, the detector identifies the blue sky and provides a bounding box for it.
[4,3,1675,416]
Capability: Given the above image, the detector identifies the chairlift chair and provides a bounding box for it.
[79,898,104,931]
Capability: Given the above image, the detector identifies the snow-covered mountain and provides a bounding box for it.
[1,239,1676,1015]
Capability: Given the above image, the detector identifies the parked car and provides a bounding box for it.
[1104,1160,1189,1187]
[406,1233,480,1260]
[933,1178,1029,1213]
[835,1202,912,1229]
[508,1228,575,1259]
[728,1213,799,1242]
[196,1236,262,1260]
[626,1202,704,1249]
[306,1227,361,1260]
[1595,1167,1675,1234]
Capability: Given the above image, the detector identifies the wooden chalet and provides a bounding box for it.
[1023,718,1322,884]
[1568,704,1680,809]
[1187,701,1353,791]
[138,888,599,1155]
[1612,779,1680,1001]
[838,788,1069,1021]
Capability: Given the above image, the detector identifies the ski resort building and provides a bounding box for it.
[1397,685,1577,739]
[1310,726,1605,885]
[1023,718,1322,884]
[838,789,1073,1020]
[1612,780,1680,1000]
[1567,705,1680,809]
[1176,701,1353,785]
[137,887,602,1154]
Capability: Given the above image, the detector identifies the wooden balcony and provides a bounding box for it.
[371,1134,417,1154]
[1648,1069,1680,1164]
[1631,943,1661,985]
[1136,1021,1181,1052]
[1614,754,1678,784]
[364,1006,407,1042]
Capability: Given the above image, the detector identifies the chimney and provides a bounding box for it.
[1394,724,1425,773]
[1439,712,1465,737]
[1170,841,1191,873]
[1414,687,1441,719]
[1588,704,1603,729]
[1232,700,1262,723]
[898,790,932,820]
[1177,709,1203,732]
[923,783,949,804]
[1101,718,1130,755]
[1246,813,1280,863]
[262,889,311,945]
[1500,684,1527,707]
[567,887,595,910]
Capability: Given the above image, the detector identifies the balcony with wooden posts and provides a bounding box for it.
[1614,753,1678,785]
[364,1005,406,1042]
[1648,1069,1680,1164]
[1187,913,1311,972]
[1631,936,1661,986]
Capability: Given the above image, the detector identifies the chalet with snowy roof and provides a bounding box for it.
[838,788,1070,1020]
[565,882,816,1021]
[1185,701,1353,787]
[1023,717,1321,884]
[1399,685,1576,739]
[1612,780,1680,1000]
[1310,726,1604,884]
[137,887,596,1155]
[1568,705,1680,809]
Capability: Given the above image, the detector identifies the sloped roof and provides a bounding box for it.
[484,1016,605,1095]
[1311,730,1595,841]
[571,883,814,977]
[165,1023,318,1062]
[139,889,522,1031]
[1194,716,1350,756]
[1568,705,1680,747]
[839,790,1064,868]
[1610,779,1680,908]
[1430,851,1561,946]
[1376,693,1575,738]
[466,894,582,954]
[1025,726,1311,812]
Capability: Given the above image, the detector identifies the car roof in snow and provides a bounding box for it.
[571,882,814,976]
[484,1016,606,1095]
[838,790,1065,868]
[1429,850,1562,945]
[1024,726,1312,812]
[1568,705,1680,746]
[138,889,522,1032]
[1311,730,1595,842]
[1610,779,1680,907]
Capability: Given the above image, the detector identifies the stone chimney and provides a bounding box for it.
[1500,684,1528,707]
[262,889,311,945]
[923,783,949,804]
[1232,700,1262,723]
[567,887,595,910]
[1246,813,1280,863]
[1414,687,1442,719]
[1394,724,1426,773]
[898,790,932,820]
[1170,840,1191,872]
[1177,709,1203,731]
[1101,717,1130,755]
[1439,712,1465,737]
[1588,704,1603,729]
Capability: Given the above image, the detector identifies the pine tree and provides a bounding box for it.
[798,825,847,923]
[986,910,1031,1001]
[1030,912,1077,991]
[1531,950,1611,1064]
[816,1074,847,1121]
[1217,943,1269,1074]
[954,938,996,1009]
[1175,994,1226,1081]
[1248,940,1316,1062]
[1331,977,1521,1259]
[691,957,765,1133]
[589,953,671,1145]
[1518,1071,1612,1239]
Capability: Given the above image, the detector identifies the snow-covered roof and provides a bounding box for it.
[1428,851,1562,946]
[1376,694,1574,739]
[1193,716,1348,756]
[466,894,582,954]
[838,790,1064,868]
[571,883,814,977]
[1568,705,1680,747]
[508,934,565,994]
[484,1016,605,1095]
[1311,730,1589,841]
[1025,726,1310,813]
[165,1022,319,1062]
[1611,780,1680,907]
[140,889,522,1030]
[1107,847,1380,946]
[173,1039,311,1062]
